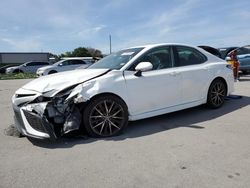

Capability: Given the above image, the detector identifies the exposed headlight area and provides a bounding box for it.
[12,85,84,139]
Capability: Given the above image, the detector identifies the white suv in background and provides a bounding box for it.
[36,58,93,76]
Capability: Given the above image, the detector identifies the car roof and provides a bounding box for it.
[126,43,200,50]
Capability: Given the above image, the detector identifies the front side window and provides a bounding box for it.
[129,46,172,71]
[174,46,207,67]
[88,48,143,70]
[60,60,69,66]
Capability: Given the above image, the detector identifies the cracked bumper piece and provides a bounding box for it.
[13,104,57,140]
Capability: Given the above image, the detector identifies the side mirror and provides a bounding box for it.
[134,62,153,77]
[58,63,63,66]
[225,57,231,61]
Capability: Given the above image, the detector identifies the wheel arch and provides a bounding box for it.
[13,69,23,73]
[88,92,128,109]
[207,76,228,100]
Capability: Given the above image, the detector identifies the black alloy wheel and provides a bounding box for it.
[207,79,227,108]
[13,69,23,73]
[83,95,128,137]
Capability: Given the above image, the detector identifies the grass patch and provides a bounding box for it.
[0,73,37,80]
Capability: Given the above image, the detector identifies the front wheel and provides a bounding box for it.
[206,79,227,109]
[83,95,128,137]
[13,69,23,74]
[48,70,57,74]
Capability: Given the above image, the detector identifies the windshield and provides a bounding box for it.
[88,47,144,70]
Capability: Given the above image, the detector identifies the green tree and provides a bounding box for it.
[86,47,103,58]
[59,47,103,58]
[71,47,90,57]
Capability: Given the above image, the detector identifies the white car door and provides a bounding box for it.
[124,46,182,116]
[172,45,211,103]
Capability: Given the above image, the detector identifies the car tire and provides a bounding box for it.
[206,79,227,109]
[13,69,23,74]
[48,70,57,74]
[83,95,128,137]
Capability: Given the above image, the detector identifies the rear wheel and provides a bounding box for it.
[207,79,227,108]
[13,69,23,73]
[83,95,128,137]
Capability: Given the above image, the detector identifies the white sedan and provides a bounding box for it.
[36,58,92,76]
[12,43,234,139]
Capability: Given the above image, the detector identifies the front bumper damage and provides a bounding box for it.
[13,94,83,140]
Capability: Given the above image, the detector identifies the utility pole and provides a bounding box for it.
[109,34,112,54]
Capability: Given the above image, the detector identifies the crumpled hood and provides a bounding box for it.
[22,69,109,93]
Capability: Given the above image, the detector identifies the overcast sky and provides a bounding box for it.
[0,0,249,54]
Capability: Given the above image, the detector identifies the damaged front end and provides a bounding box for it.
[13,85,86,140]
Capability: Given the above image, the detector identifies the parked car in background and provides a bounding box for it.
[220,45,250,74]
[61,57,96,64]
[0,64,19,74]
[218,47,238,60]
[36,58,93,76]
[234,45,250,74]
[6,61,50,74]
[12,43,234,140]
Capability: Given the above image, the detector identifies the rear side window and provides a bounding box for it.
[33,62,49,66]
[26,62,36,66]
[61,61,69,66]
[174,46,207,67]
[70,60,86,65]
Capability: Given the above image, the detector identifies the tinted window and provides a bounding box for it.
[38,62,49,65]
[26,62,36,66]
[61,61,69,66]
[129,46,172,71]
[219,47,238,59]
[70,60,86,65]
[32,62,49,66]
[174,46,207,67]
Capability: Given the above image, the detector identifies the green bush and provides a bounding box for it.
[0,73,37,80]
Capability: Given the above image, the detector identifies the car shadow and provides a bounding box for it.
[29,95,250,149]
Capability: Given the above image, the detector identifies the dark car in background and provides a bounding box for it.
[218,47,238,59]
[0,64,19,74]
[198,45,222,59]
[220,46,250,74]
[235,46,250,74]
